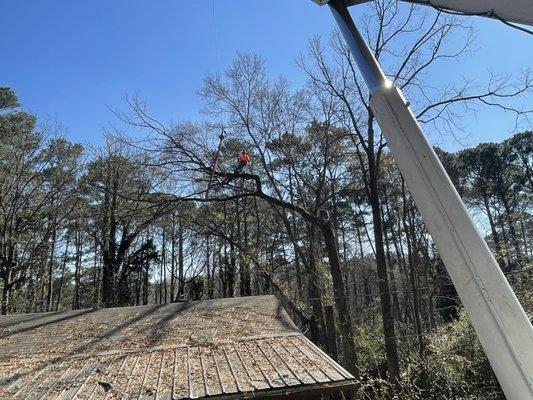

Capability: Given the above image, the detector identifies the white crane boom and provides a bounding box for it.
[313,0,533,26]
[403,0,533,27]
[311,1,533,399]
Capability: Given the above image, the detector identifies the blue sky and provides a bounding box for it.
[1,0,531,152]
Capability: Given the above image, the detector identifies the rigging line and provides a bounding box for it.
[408,0,533,36]
[205,129,226,199]
[212,0,221,74]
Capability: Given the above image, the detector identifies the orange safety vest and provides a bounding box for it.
[239,153,251,163]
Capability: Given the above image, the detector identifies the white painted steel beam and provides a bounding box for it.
[371,85,533,399]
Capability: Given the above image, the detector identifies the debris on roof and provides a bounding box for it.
[0,295,355,399]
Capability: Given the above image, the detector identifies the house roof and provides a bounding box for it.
[0,295,355,399]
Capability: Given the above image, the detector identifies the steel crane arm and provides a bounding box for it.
[312,0,533,27]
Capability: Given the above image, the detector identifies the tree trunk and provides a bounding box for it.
[93,234,100,308]
[319,215,359,377]
[307,225,327,347]
[382,198,401,318]
[401,181,427,390]
[324,305,339,361]
[288,169,304,301]
[163,227,168,303]
[72,228,82,310]
[46,221,57,311]
[177,217,184,300]
[482,193,504,265]
[500,194,523,264]
[56,236,71,311]
[160,228,165,304]
[170,214,176,302]
[1,268,12,315]
[367,133,400,382]
[228,227,236,298]
[143,239,149,305]
[206,236,213,299]
[240,198,252,296]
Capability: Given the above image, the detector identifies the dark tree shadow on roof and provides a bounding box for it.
[0,296,300,395]
[0,310,64,330]
[276,300,299,332]
[71,303,168,355]
[0,304,167,389]
[145,302,195,346]
[0,309,97,340]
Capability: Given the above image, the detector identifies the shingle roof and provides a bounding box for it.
[0,295,354,399]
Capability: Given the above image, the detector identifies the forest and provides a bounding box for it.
[1,2,532,398]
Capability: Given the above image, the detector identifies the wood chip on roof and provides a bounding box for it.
[0,295,355,399]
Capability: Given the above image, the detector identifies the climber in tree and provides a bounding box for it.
[221,151,251,185]
[234,151,251,174]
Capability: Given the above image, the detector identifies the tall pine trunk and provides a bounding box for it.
[56,235,71,311]
[367,116,400,381]
[72,228,82,310]
[319,214,359,377]
[46,221,57,311]
[177,217,184,300]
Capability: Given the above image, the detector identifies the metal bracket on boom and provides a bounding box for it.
[312,0,533,398]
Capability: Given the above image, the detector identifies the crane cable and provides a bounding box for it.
[212,0,221,73]
[205,0,224,200]
[205,128,226,198]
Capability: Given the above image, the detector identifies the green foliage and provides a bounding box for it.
[0,87,19,110]
[352,309,505,399]
[421,312,502,399]
[355,318,387,375]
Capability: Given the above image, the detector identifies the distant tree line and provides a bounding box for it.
[1,81,531,395]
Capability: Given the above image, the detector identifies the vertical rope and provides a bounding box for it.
[212,0,221,74]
